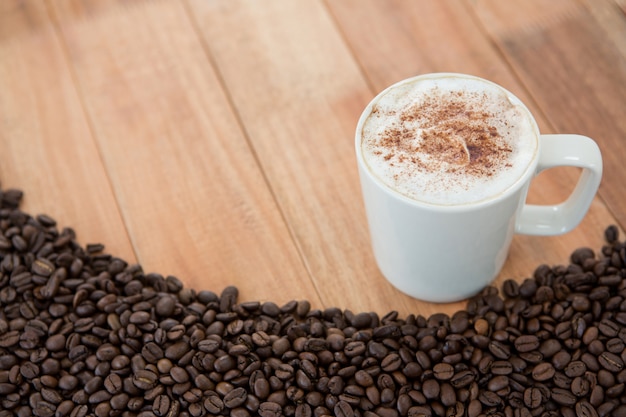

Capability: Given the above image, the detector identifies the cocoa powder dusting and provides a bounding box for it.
[376,91,512,179]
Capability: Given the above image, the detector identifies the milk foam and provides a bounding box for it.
[360,76,538,205]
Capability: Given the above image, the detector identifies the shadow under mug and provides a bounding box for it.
[355,73,603,303]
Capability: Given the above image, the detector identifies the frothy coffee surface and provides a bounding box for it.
[360,76,537,205]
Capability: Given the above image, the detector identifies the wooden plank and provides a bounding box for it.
[185,0,443,316]
[325,0,619,313]
[471,0,626,229]
[0,0,134,259]
[325,0,546,109]
[48,0,318,306]
[578,0,626,61]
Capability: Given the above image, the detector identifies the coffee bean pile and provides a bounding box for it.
[0,187,625,417]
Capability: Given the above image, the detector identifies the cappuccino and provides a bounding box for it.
[359,75,538,205]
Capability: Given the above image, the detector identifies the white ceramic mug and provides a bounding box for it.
[355,73,603,303]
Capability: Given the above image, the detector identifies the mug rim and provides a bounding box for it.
[355,72,541,212]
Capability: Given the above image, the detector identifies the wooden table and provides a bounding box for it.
[1,0,625,319]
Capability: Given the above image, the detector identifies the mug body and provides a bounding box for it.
[357,161,532,302]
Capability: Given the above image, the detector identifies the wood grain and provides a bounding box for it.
[185,0,419,315]
[0,0,134,260]
[326,0,540,105]
[48,0,319,307]
[580,0,626,61]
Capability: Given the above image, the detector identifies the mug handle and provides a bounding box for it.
[516,134,602,236]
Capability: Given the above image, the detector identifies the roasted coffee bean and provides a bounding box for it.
[40,386,63,404]
[551,387,576,406]
[219,286,238,313]
[104,373,122,395]
[555,321,573,339]
[514,335,540,352]
[532,362,555,382]
[87,389,111,405]
[523,387,543,408]
[169,366,188,383]
[607,383,625,399]
[415,350,431,370]
[473,318,489,336]
[164,341,190,360]
[502,279,520,298]
[571,376,590,397]
[380,353,402,372]
[132,370,157,390]
[589,385,604,407]
[224,387,248,408]
[598,352,624,372]
[354,369,374,387]
[565,361,587,378]
[487,375,509,392]
[597,319,620,337]
[0,331,19,347]
[295,403,312,417]
[440,382,456,407]
[597,369,615,387]
[422,379,440,399]
[151,394,171,416]
[334,400,354,417]
[604,224,619,242]
[488,341,510,359]
[450,369,475,388]
[606,338,624,353]
[344,341,366,357]
[258,401,282,417]
[203,391,224,414]
[33,401,56,417]
[433,363,455,380]
[478,390,501,407]
[254,376,271,399]
[581,353,600,372]
[490,361,513,375]
[552,350,571,370]
[575,400,599,417]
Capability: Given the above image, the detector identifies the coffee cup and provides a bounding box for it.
[355,73,602,303]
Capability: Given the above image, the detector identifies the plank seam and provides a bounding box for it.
[43,0,141,264]
[180,0,325,306]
